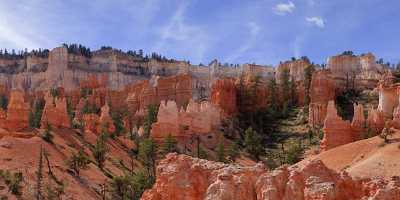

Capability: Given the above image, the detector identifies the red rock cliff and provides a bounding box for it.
[210,78,237,116]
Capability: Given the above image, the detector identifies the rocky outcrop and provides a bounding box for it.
[321,101,354,151]
[126,75,192,114]
[141,153,400,200]
[321,101,367,151]
[378,84,398,118]
[367,108,385,134]
[324,52,386,91]
[327,53,384,82]
[40,93,71,128]
[210,78,237,116]
[308,70,336,127]
[276,58,310,84]
[82,114,99,134]
[150,100,221,148]
[6,90,30,131]
[97,103,115,134]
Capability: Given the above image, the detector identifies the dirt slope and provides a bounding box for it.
[0,128,136,199]
[300,131,400,180]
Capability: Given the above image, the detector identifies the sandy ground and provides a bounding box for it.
[299,131,400,180]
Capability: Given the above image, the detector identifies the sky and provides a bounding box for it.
[0,0,399,66]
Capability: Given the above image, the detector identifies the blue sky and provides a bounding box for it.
[0,0,399,66]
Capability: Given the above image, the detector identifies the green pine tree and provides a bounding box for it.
[92,131,108,169]
[216,141,226,163]
[161,134,177,155]
[244,127,264,160]
[138,138,157,178]
[227,140,240,162]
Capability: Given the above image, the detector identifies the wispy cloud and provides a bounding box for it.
[307,0,316,6]
[273,1,295,15]
[0,2,55,49]
[154,1,210,63]
[306,16,325,28]
[225,22,260,63]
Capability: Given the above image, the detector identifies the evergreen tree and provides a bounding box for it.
[0,170,23,196]
[109,170,154,200]
[285,143,303,164]
[216,141,226,163]
[304,65,315,107]
[280,68,291,106]
[36,146,44,200]
[0,94,8,110]
[143,105,158,137]
[111,110,125,137]
[92,131,108,169]
[42,122,54,143]
[161,134,177,155]
[197,146,208,159]
[138,138,157,178]
[267,77,279,114]
[227,140,240,162]
[66,149,90,177]
[289,75,297,106]
[244,127,264,160]
[29,98,46,128]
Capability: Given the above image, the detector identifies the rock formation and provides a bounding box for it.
[126,74,192,114]
[308,70,336,127]
[367,108,385,134]
[83,114,100,134]
[141,153,400,200]
[276,58,310,84]
[40,93,71,128]
[210,78,237,116]
[6,90,30,131]
[150,100,221,148]
[378,84,398,118]
[321,101,354,151]
[97,103,115,134]
[321,101,367,151]
[327,53,384,85]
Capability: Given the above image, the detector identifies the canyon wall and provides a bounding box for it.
[141,153,400,200]
[126,74,193,114]
[327,53,384,89]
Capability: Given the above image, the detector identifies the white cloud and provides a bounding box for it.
[307,0,316,6]
[154,1,210,63]
[225,22,261,63]
[273,1,295,15]
[306,16,325,28]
